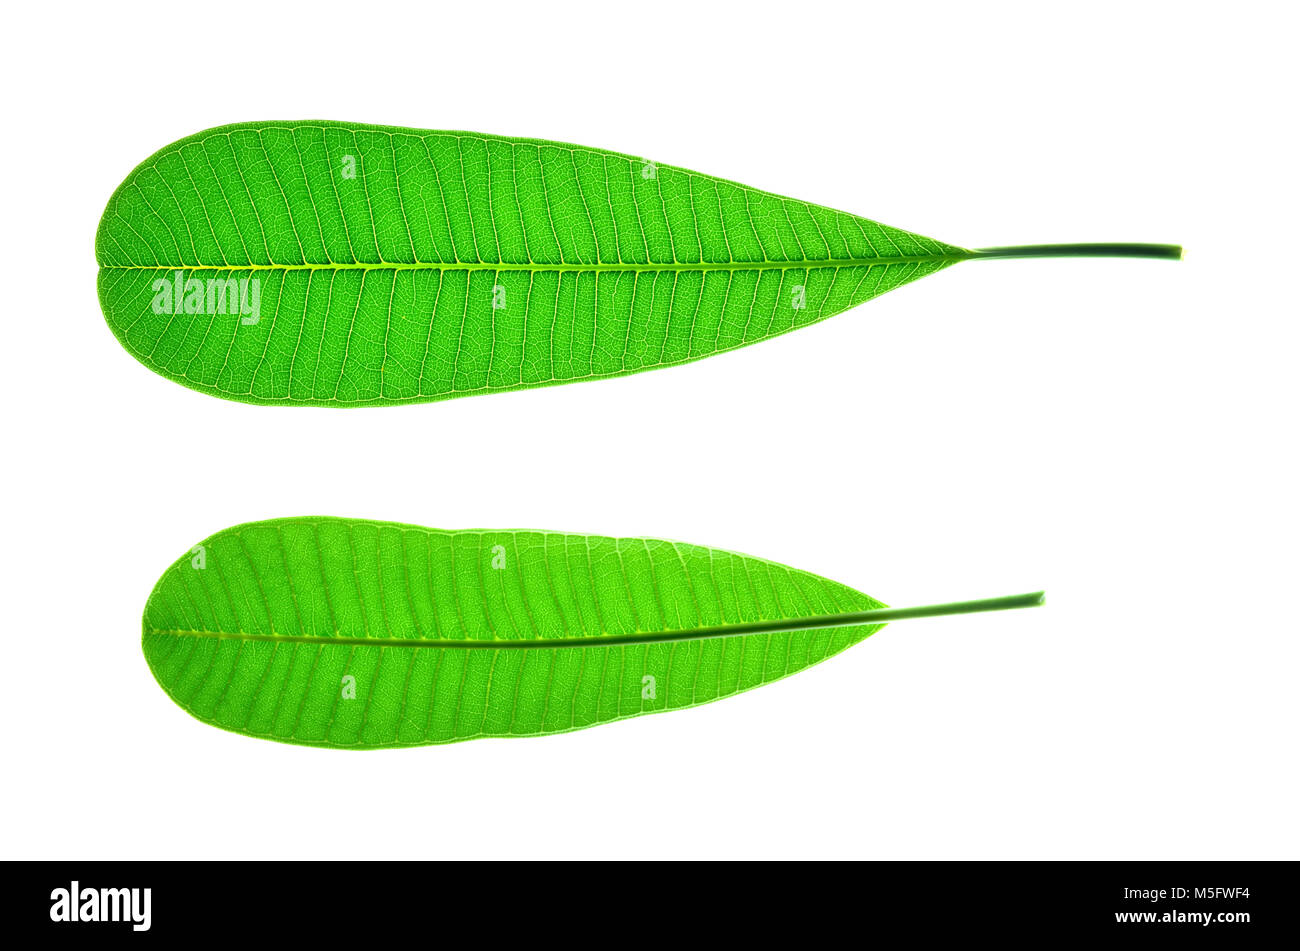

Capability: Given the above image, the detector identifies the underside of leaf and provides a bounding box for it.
[143,517,886,748]
[97,121,967,405]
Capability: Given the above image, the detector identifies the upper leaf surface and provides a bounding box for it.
[97,121,965,404]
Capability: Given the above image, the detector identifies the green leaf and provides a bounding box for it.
[97,120,1179,406]
[142,516,1042,748]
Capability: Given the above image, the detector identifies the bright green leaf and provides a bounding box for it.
[143,516,1042,748]
[97,121,1179,406]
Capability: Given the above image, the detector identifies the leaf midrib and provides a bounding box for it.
[101,253,970,274]
[146,609,887,651]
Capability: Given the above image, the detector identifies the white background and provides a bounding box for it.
[2,1,1296,859]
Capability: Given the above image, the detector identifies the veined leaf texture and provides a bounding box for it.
[143,517,1041,748]
[97,120,1179,406]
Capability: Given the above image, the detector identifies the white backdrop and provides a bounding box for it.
[2,0,1295,859]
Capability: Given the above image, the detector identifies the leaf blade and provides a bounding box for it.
[98,121,967,405]
[143,517,888,748]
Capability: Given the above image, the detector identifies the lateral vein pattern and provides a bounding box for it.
[97,121,966,405]
[142,518,886,748]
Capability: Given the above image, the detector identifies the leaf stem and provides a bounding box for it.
[972,243,1182,261]
[597,590,1047,645]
